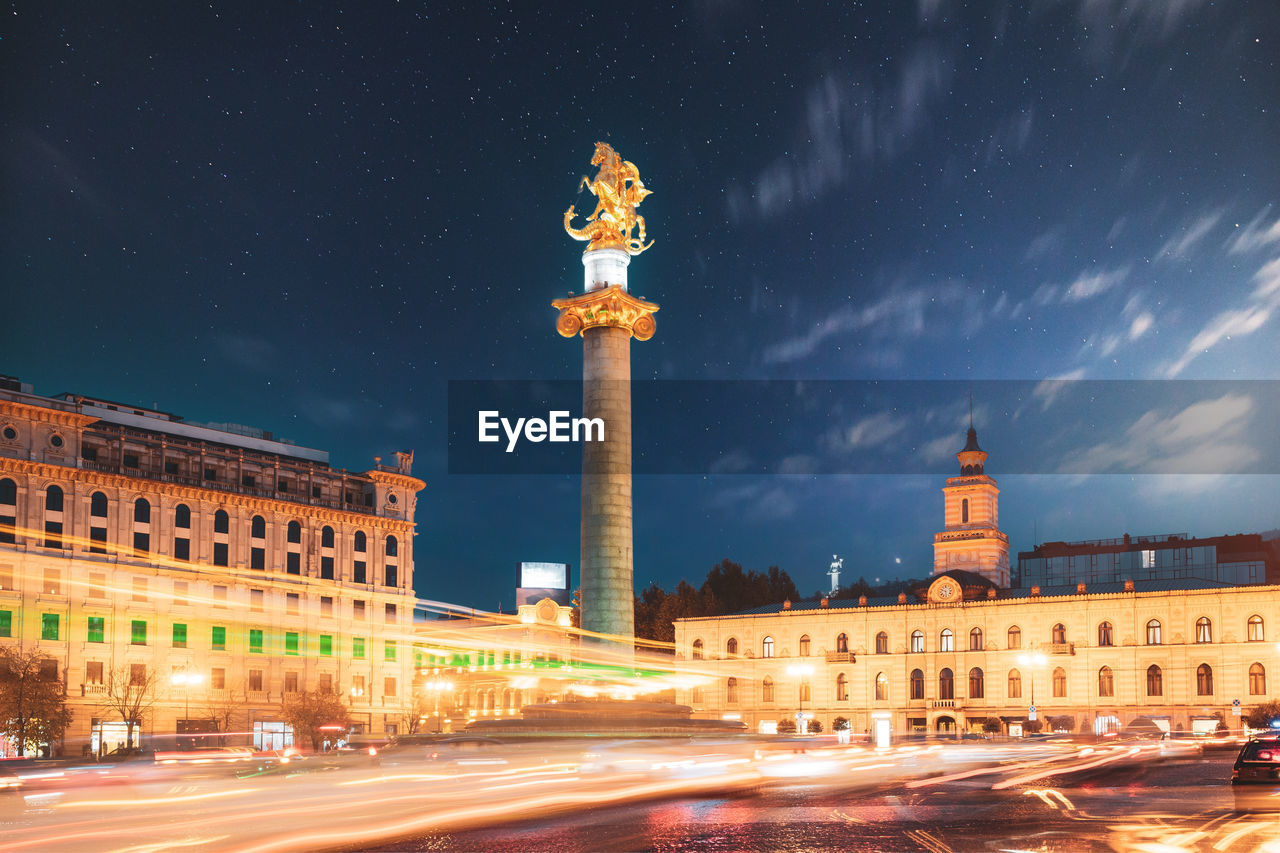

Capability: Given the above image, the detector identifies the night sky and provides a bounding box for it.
[4,2,1278,611]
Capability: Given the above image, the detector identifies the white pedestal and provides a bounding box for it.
[582,248,630,292]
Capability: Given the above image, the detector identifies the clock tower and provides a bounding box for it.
[932,421,1010,587]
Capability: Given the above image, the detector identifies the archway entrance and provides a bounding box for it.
[935,715,956,734]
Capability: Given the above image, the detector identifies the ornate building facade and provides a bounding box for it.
[0,377,423,754]
[674,426,1279,739]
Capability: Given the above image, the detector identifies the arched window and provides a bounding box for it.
[940,628,954,652]
[1098,666,1114,697]
[938,668,954,700]
[1195,617,1212,644]
[91,491,108,517]
[798,634,811,656]
[1008,668,1022,699]
[1249,662,1267,695]
[174,503,190,529]
[354,530,367,552]
[0,478,15,505]
[762,676,774,702]
[837,633,850,653]
[970,627,983,651]
[1196,663,1213,696]
[133,497,149,523]
[836,672,849,701]
[762,636,774,658]
[322,525,335,548]
[1146,664,1163,696]
[386,535,398,557]
[691,639,703,660]
[875,631,888,654]
[1247,615,1265,642]
[1007,625,1022,649]
[726,637,738,656]
[45,485,64,512]
[910,668,924,700]
[1098,621,1114,647]
[214,509,229,534]
[875,672,888,701]
[961,498,969,524]
[799,679,811,703]
[1052,623,1066,644]
[969,667,985,699]
[287,521,302,544]
[911,630,925,653]
[1052,667,1067,698]
[726,677,738,703]
[1146,619,1162,645]
[251,515,266,539]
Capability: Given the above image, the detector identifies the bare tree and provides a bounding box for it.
[0,647,73,757]
[400,691,433,736]
[101,664,159,752]
[201,687,244,746]
[280,690,352,751]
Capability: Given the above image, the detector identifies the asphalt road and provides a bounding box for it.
[359,751,1277,853]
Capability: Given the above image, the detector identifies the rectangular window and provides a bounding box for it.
[248,669,263,692]
[385,603,396,623]
[384,640,396,661]
[242,473,256,488]
[353,561,367,584]
[41,613,59,641]
[251,589,264,611]
[123,452,139,469]
[44,520,63,549]
[211,667,225,690]
[172,623,187,648]
[88,572,106,597]
[132,577,147,601]
[133,531,150,555]
[321,555,334,580]
[164,459,178,475]
[318,673,332,693]
[312,485,322,499]
[211,626,226,651]
[129,664,146,686]
[251,547,265,570]
[385,566,398,587]
[319,634,333,656]
[173,580,188,602]
[86,661,104,683]
[214,584,227,604]
[0,513,14,545]
[384,677,397,698]
[353,637,366,659]
[204,467,218,481]
[131,620,147,645]
[352,674,366,696]
[0,565,11,589]
[89,526,108,553]
[43,568,61,595]
[287,593,299,615]
[354,600,366,619]
[284,671,299,693]
[277,479,290,493]
[321,596,333,617]
[249,629,264,653]
[286,552,300,574]
[81,445,98,461]
[0,610,11,638]
[213,542,228,566]
[285,632,300,655]
[88,616,105,643]
[174,538,190,561]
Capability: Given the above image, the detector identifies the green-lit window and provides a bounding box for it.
[131,620,147,645]
[211,626,226,651]
[0,610,12,638]
[172,623,187,648]
[319,634,333,656]
[87,616,105,643]
[249,629,263,653]
[42,613,60,641]
[353,637,365,659]
[285,632,300,656]
[384,640,396,662]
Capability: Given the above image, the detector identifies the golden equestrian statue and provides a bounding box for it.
[564,141,653,255]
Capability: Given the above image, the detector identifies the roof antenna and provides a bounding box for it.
[968,385,974,430]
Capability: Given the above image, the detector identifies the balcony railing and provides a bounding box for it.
[825,651,855,663]
[1048,642,1075,655]
[931,699,956,709]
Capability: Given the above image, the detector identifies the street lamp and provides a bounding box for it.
[786,663,814,735]
[423,678,454,733]
[1016,652,1047,728]
[170,669,204,749]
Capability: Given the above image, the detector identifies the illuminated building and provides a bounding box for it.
[674,424,1280,739]
[0,376,422,754]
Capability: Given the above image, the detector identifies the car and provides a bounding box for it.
[1230,734,1280,812]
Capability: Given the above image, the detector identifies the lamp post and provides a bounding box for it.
[170,669,204,749]
[786,663,814,735]
[1017,652,1047,730]
[424,678,454,733]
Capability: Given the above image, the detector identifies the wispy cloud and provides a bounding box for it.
[1227,206,1280,255]
[1062,266,1130,303]
[215,333,277,372]
[826,411,908,453]
[708,481,799,521]
[1046,0,1215,62]
[728,43,953,222]
[1032,370,1086,411]
[1156,210,1223,260]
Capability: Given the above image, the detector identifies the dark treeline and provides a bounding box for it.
[633,559,799,643]
[635,562,927,643]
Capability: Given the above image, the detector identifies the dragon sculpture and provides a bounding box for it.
[564,141,653,255]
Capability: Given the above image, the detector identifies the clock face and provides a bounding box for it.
[937,582,956,600]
